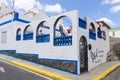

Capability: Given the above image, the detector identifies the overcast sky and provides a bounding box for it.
[1,0,120,28]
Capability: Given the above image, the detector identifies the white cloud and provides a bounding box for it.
[102,0,120,5]
[44,4,65,14]
[1,0,43,12]
[110,4,120,13]
[102,0,120,13]
[14,0,43,11]
[97,18,115,26]
[0,0,9,6]
[1,0,65,14]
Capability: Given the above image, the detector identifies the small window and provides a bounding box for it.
[113,32,115,37]
[89,23,96,40]
[1,31,7,43]
[102,31,106,40]
[23,25,33,40]
[16,28,21,41]
[79,18,86,29]
[97,27,102,39]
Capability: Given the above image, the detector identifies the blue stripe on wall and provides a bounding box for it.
[17,19,30,23]
[0,20,12,26]
[0,12,30,26]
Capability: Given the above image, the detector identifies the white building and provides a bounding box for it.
[0,3,110,74]
[109,28,120,38]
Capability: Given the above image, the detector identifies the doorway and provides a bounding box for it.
[79,36,88,73]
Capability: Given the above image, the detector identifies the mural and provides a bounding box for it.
[90,49,104,63]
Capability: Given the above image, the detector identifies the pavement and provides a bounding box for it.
[103,67,120,80]
[0,60,50,80]
[0,54,120,80]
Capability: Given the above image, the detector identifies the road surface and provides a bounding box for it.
[103,67,120,80]
[0,59,51,80]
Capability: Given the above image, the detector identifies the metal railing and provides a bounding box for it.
[54,36,72,46]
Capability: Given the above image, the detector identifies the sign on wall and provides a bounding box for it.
[1,31,7,44]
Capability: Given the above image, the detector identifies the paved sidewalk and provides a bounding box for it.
[0,54,120,80]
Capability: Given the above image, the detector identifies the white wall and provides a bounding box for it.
[85,17,110,71]
[0,10,110,74]
[13,10,79,60]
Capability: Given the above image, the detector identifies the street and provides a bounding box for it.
[103,67,120,80]
[0,60,51,80]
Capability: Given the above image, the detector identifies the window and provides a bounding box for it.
[97,27,102,39]
[36,21,50,43]
[1,31,7,43]
[16,28,21,41]
[113,32,115,37]
[89,23,96,40]
[54,16,72,46]
[23,25,33,40]
[79,18,86,29]
[102,31,106,40]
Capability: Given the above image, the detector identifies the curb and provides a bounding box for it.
[11,61,70,80]
[91,62,120,80]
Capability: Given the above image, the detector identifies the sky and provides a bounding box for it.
[0,0,120,28]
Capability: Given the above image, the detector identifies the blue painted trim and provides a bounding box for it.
[16,34,21,41]
[36,34,50,43]
[89,31,96,40]
[79,18,86,29]
[23,33,33,40]
[0,12,30,26]
[0,20,12,26]
[38,58,77,62]
[40,26,60,32]
[56,29,60,32]
[97,31,102,39]
[54,36,72,46]
[16,19,30,23]
[16,53,38,57]
[41,26,50,29]
[76,61,78,74]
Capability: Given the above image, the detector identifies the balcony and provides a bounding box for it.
[23,33,33,40]
[36,34,50,43]
[16,34,21,41]
[54,36,72,46]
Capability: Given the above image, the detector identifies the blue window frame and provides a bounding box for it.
[79,18,86,29]
[23,33,33,40]
[97,27,102,39]
[89,30,96,40]
[89,23,96,40]
[97,31,102,38]
[23,25,33,40]
[16,34,21,41]
[16,28,21,41]
[54,36,72,46]
[36,34,50,43]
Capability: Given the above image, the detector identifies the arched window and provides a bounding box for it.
[36,21,50,43]
[97,27,102,38]
[23,25,33,40]
[89,23,96,40]
[16,28,21,41]
[102,31,106,40]
[54,16,72,46]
